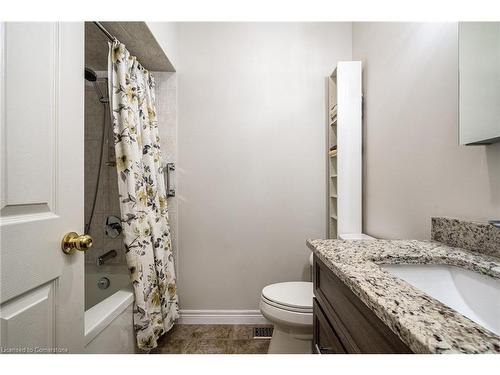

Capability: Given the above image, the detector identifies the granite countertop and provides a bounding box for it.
[306,238,500,353]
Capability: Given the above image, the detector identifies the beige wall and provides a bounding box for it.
[177,23,352,309]
[352,23,500,240]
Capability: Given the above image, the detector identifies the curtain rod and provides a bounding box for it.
[93,21,119,43]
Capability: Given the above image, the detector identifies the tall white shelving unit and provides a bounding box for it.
[327,61,363,239]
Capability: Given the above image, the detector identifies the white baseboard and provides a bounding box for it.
[178,310,269,325]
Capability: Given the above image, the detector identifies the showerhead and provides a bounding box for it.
[85,67,98,82]
[85,67,109,103]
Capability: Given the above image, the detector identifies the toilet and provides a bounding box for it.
[260,233,375,354]
[260,281,313,354]
[259,252,315,354]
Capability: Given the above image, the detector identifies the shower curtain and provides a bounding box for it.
[108,41,179,350]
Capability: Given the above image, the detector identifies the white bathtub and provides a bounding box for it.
[84,264,137,353]
[85,264,131,310]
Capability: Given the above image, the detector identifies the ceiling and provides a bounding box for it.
[85,22,174,72]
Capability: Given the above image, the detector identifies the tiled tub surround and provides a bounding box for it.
[85,72,177,265]
[83,72,177,349]
[432,217,500,259]
[154,72,178,269]
[84,78,125,267]
[84,72,178,271]
[307,239,500,353]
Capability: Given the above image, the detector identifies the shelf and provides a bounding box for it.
[327,61,362,241]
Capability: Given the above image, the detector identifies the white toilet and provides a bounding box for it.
[259,253,315,354]
[260,234,374,354]
[260,281,313,354]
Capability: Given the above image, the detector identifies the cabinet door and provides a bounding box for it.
[313,299,345,354]
[313,255,412,354]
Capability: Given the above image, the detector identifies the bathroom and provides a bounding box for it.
[1,1,500,373]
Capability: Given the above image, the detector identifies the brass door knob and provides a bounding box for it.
[61,232,93,254]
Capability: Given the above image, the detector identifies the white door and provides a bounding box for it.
[0,22,85,353]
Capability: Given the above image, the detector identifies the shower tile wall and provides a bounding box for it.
[85,79,125,266]
[84,72,178,268]
[154,71,178,271]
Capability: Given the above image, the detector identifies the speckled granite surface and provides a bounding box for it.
[432,217,500,259]
[307,238,500,353]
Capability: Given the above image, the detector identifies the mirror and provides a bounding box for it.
[459,22,500,145]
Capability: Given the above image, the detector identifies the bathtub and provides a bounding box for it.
[85,263,131,310]
[84,264,137,353]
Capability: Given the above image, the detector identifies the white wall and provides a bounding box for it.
[177,23,352,310]
[147,22,178,70]
[352,23,500,240]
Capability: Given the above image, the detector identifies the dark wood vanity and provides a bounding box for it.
[312,254,412,354]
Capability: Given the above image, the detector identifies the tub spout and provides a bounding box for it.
[97,250,118,266]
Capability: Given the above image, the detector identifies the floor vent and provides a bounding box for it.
[253,327,273,339]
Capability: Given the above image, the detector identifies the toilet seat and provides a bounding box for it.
[260,297,313,328]
[261,282,313,313]
[261,295,312,313]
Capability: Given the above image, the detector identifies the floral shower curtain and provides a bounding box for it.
[108,41,179,351]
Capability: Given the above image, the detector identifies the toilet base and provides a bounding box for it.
[267,325,312,354]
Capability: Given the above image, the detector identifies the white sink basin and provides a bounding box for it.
[381,264,500,336]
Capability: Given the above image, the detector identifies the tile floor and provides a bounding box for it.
[151,324,272,354]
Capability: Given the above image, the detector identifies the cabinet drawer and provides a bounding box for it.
[313,298,345,354]
[313,255,412,354]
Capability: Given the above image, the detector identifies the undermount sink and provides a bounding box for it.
[380,264,500,336]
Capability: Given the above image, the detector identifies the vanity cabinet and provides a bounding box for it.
[312,255,412,354]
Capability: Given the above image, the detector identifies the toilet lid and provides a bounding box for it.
[261,282,313,310]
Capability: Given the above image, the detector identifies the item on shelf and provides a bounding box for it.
[330,104,337,122]
[328,149,338,157]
